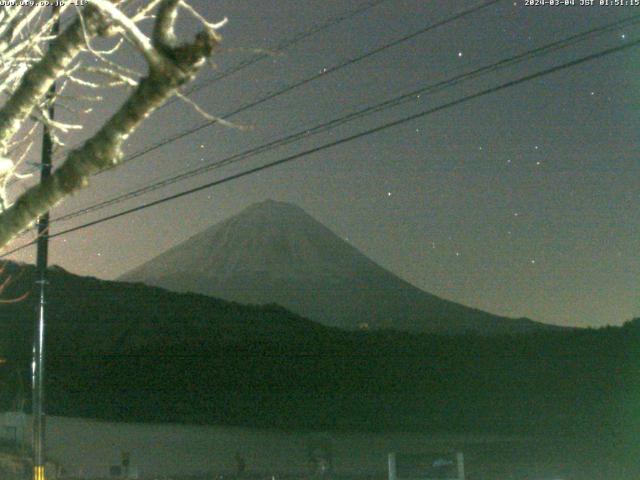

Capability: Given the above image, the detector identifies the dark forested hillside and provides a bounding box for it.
[0,262,637,438]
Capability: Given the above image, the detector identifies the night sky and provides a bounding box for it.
[5,0,639,328]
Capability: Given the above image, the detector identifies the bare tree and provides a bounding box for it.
[0,0,226,249]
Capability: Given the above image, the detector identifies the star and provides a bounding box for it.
[457,51,463,58]
[387,192,392,197]
[621,33,626,40]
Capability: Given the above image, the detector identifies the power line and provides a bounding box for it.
[8,0,506,224]
[2,36,637,258]
[50,14,640,224]
[12,0,390,179]
[0,0,510,248]
[2,0,509,248]
[54,0,504,173]
[36,0,510,221]
[170,0,390,103]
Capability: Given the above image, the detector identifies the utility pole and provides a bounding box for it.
[33,6,59,480]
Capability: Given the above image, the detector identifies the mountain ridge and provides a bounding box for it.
[120,199,560,334]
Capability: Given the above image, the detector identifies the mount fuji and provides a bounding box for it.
[120,200,556,334]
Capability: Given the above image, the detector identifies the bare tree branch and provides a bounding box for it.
[0,0,223,249]
[0,6,109,155]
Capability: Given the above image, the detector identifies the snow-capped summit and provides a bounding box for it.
[120,200,553,334]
